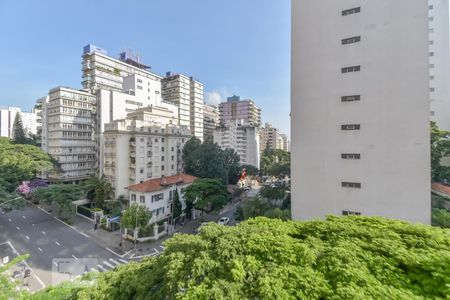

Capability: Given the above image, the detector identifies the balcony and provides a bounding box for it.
[130,163,135,169]
[130,141,136,147]
[130,151,136,157]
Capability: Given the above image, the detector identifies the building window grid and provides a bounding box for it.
[341,95,361,102]
[341,124,361,130]
[342,7,361,16]
[341,153,361,159]
[342,36,361,45]
[341,65,361,73]
[342,210,361,216]
[341,182,361,189]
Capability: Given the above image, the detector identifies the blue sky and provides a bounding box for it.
[0,0,291,135]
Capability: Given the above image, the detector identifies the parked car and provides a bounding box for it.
[218,217,230,225]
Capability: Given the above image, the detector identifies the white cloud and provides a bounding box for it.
[205,89,231,106]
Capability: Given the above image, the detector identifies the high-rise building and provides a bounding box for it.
[291,1,430,223]
[203,104,219,139]
[219,95,261,127]
[213,120,260,168]
[0,107,38,139]
[279,133,290,152]
[103,106,190,197]
[428,0,450,131]
[42,87,97,182]
[259,123,279,152]
[161,72,204,140]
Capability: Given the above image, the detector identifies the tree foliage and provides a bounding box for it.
[432,208,450,228]
[172,189,182,220]
[38,216,450,299]
[240,164,259,177]
[183,178,228,212]
[431,121,450,182]
[260,149,290,177]
[121,203,151,231]
[182,137,241,184]
[0,137,54,193]
[12,112,28,144]
[85,174,113,209]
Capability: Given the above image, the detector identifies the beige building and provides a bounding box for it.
[42,87,97,182]
[219,95,261,127]
[291,0,430,224]
[259,123,289,153]
[203,104,219,139]
[103,106,190,197]
[161,72,204,140]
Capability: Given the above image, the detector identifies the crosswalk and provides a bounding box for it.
[90,258,129,273]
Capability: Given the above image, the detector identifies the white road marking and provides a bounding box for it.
[53,216,90,238]
[42,231,46,235]
[25,235,30,240]
[105,247,124,257]
[109,258,121,266]
[103,261,114,268]
[159,245,165,250]
[16,226,20,230]
[32,224,35,226]
[22,216,26,219]
[97,264,106,271]
[90,267,98,272]
[38,247,43,252]
[8,218,11,222]
[72,254,78,260]
[55,241,61,246]
[118,258,128,264]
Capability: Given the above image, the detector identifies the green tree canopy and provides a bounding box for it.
[85,174,113,209]
[172,189,182,220]
[431,121,450,182]
[121,203,151,231]
[183,178,228,212]
[260,149,290,177]
[12,112,28,144]
[37,216,450,299]
[240,164,259,176]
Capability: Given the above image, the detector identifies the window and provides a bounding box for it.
[341,65,361,73]
[341,95,360,102]
[342,36,361,45]
[430,87,435,92]
[137,79,143,83]
[341,153,361,159]
[342,7,360,16]
[151,193,164,203]
[161,156,165,161]
[429,40,434,45]
[162,165,165,171]
[161,146,165,152]
[139,195,145,203]
[161,138,165,142]
[341,124,360,130]
[137,85,143,90]
[430,52,434,57]
[140,168,144,174]
[171,155,174,161]
[342,210,361,216]
[341,182,361,188]
[429,4,433,9]
[131,194,136,202]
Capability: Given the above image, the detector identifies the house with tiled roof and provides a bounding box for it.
[127,173,197,224]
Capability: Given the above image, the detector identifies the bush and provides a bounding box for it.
[432,208,450,228]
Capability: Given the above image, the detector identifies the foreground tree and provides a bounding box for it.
[35,216,450,299]
[183,178,228,213]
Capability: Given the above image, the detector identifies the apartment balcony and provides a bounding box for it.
[130,151,136,157]
[129,174,136,180]
[129,163,136,169]
[146,173,153,178]
[147,151,153,158]
[130,141,136,147]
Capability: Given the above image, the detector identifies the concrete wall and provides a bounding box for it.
[291,0,430,224]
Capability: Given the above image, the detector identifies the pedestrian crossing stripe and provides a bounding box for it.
[108,258,121,266]
[118,259,128,264]
[97,264,106,271]
[103,261,114,268]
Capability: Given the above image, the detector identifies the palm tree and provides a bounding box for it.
[85,173,113,209]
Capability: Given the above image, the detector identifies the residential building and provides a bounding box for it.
[103,106,190,197]
[0,107,38,139]
[42,87,97,182]
[259,123,279,152]
[213,120,260,168]
[128,173,197,224]
[429,0,450,131]
[279,133,290,152]
[291,1,430,223]
[203,104,219,139]
[82,44,162,95]
[219,95,261,127]
[161,72,204,140]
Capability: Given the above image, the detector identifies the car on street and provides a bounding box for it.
[217,217,230,225]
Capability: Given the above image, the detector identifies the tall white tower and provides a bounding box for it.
[291,0,431,224]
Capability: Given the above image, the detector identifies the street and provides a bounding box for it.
[0,204,130,290]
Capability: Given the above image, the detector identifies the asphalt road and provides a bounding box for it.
[0,204,129,289]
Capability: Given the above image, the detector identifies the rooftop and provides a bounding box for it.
[128,173,198,193]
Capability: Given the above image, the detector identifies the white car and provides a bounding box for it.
[218,217,230,225]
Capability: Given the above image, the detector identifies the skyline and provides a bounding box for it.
[0,0,291,135]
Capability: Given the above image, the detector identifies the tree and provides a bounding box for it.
[430,121,450,182]
[12,112,28,144]
[183,178,228,212]
[432,208,450,228]
[121,203,152,239]
[0,189,26,213]
[41,216,450,299]
[85,174,113,209]
[182,136,202,175]
[0,254,30,299]
[223,148,241,184]
[172,189,182,220]
[240,164,259,177]
[260,148,290,177]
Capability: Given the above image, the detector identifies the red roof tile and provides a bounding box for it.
[127,173,198,193]
[431,182,450,197]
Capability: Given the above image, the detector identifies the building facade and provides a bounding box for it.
[42,87,97,182]
[128,173,197,225]
[429,0,450,131]
[213,120,260,168]
[103,107,190,197]
[219,95,261,127]
[0,107,38,139]
[291,1,430,224]
[203,104,219,139]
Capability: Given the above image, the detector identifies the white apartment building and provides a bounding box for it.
[291,1,430,224]
[213,120,260,168]
[42,87,97,182]
[429,0,450,131]
[219,95,262,127]
[161,72,204,140]
[203,104,219,139]
[128,173,197,224]
[0,107,38,139]
[103,107,191,197]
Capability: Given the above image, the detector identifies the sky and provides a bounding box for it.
[0,0,291,135]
